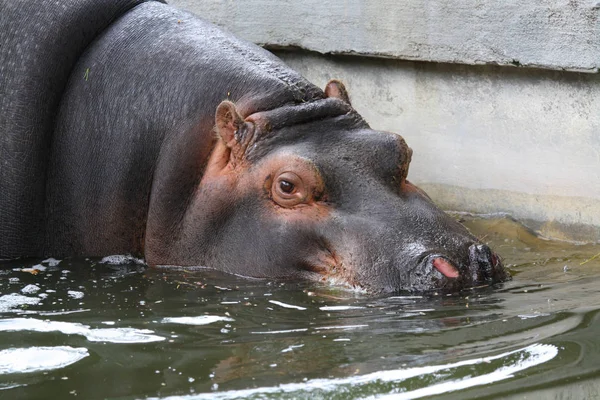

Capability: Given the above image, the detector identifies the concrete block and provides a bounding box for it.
[170,0,600,72]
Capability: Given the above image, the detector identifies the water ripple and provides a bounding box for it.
[148,343,558,400]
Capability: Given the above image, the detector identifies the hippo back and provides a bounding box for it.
[0,0,158,257]
[2,0,326,258]
[44,1,326,256]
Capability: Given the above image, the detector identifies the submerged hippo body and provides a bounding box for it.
[0,0,508,293]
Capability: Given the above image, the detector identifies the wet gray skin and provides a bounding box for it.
[0,0,508,294]
[173,103,510,294]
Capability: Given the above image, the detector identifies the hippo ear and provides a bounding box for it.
[324,79,351,105]
[215,100,245,147]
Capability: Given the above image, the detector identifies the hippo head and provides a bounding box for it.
[149,81,509,294]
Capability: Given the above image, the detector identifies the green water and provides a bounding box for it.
[1,215,600,399]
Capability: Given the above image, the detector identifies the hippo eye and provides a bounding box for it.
[279,180,295,194]
[272,172,307,208]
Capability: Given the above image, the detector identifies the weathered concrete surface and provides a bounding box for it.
[170,0,600,72]
[274,52,600,242]
[421,185,600,243]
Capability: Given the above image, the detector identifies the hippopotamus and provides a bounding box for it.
[0,0,509,293]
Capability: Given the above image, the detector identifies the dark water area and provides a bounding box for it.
[1,215,600,399]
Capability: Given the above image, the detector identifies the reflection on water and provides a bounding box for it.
[149,343,559,400]
[0,215,599,399]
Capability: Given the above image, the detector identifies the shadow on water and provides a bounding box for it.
[0,215,599,399]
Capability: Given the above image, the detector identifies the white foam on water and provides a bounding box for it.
[38,309,90,316]
[322,276,369,294]
[518,313,551,320]
[41,258,62,267]
[144,343,558,400]
[99,255,145,265]
[0,318,165,343]
[370,344,559,399]
[0,346,89,375]
[281,344,304,353]
[0,383,26,390]
[268,300,307,310]
[251,328,309,335]
[0,318,88,335]
[21,285,41,294]
[313,324,368,331]
[67,291,84,299]
[0,293,41,313]
[319,306,366,311]
[161,316,234,326]
[84,328,165,343]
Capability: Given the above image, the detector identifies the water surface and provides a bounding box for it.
[1,215,600,399]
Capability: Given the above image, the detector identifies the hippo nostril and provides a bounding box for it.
[468,243,494,278]
[491,253,499,268]
[431,257,459,278]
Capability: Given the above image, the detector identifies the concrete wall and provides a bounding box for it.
[169,0,600,242]
[170,0,600,72]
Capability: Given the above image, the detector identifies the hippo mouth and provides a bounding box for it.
[299,242,510,294]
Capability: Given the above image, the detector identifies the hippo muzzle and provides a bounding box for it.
[415,243,508,293]
[307,172,510,294]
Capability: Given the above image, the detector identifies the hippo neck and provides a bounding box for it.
[214,39,322,110]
